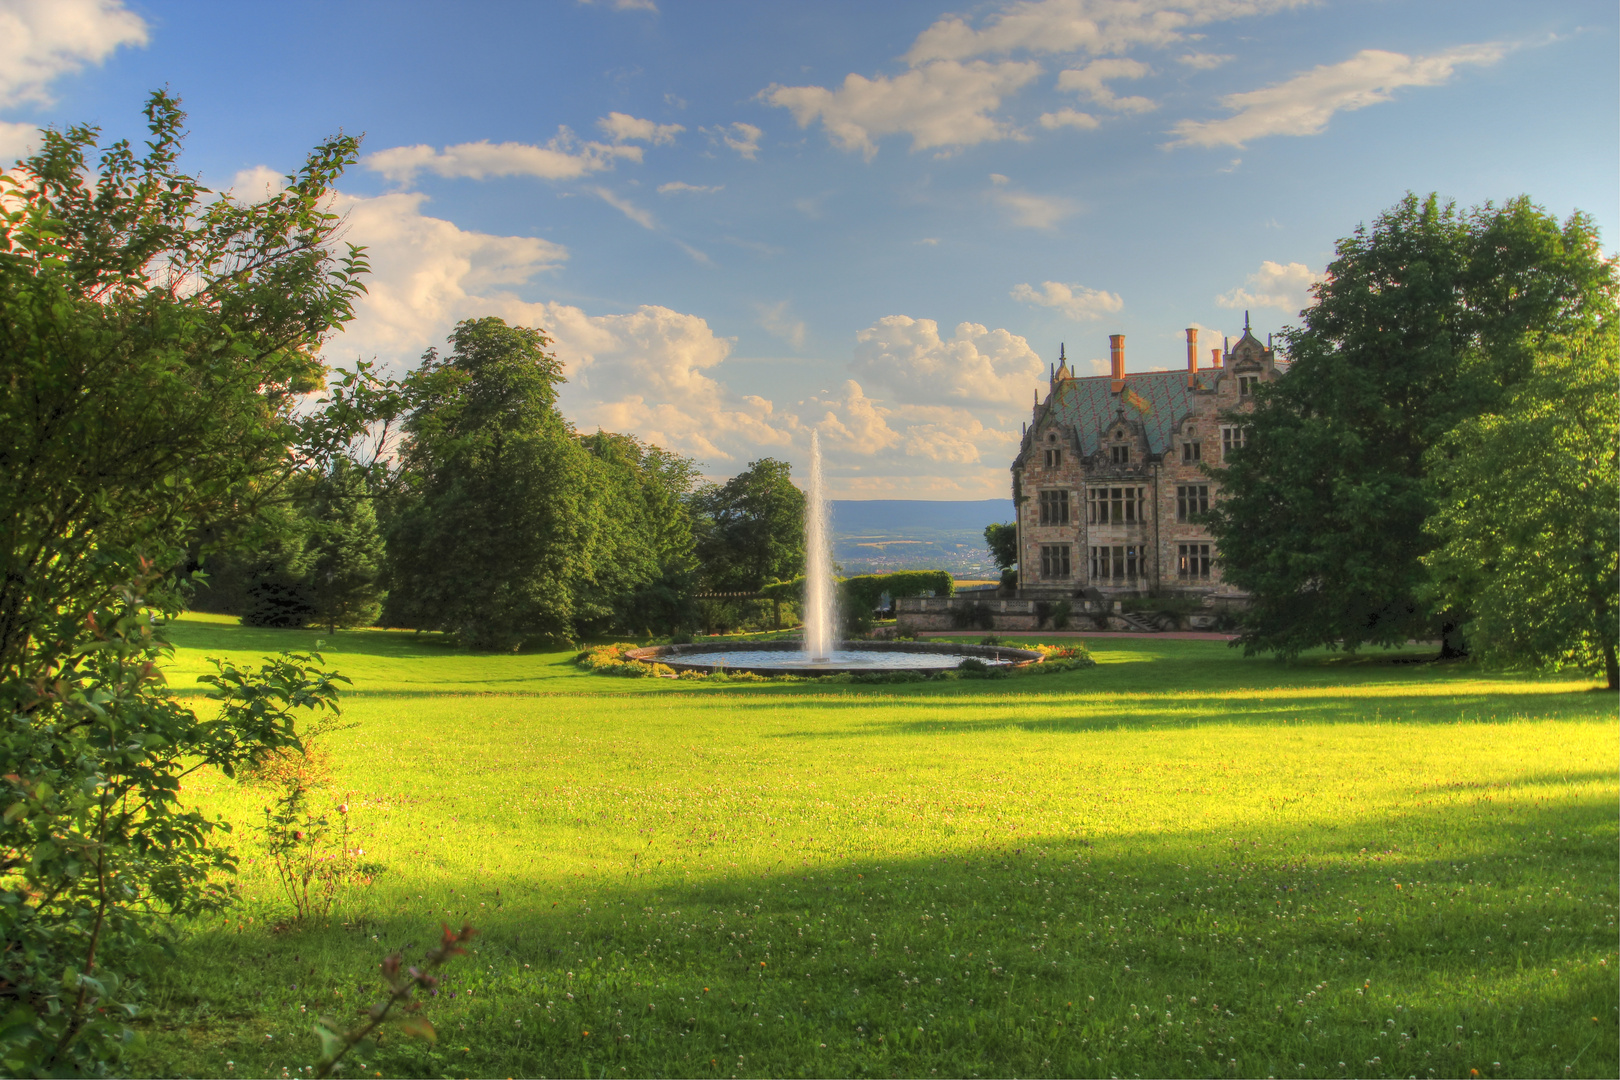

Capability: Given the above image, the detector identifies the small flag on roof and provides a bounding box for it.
[1123,387,1153,414]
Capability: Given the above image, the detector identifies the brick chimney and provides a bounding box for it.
[1109,334,1125,393]
[1210,346,1222,369]
[1185,327,1199,388]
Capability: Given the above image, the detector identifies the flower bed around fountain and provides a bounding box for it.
[625,639,1044,676]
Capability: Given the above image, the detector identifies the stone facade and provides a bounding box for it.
[1011,322,1283,600]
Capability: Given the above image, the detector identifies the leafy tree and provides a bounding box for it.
[0,94,370,1072]
[1207,194,1617,657]
[383,317,595,649]
[574,431,701,637]
[694,458,806,592]
[984,522,1018,573]
[1423,327,1619,687]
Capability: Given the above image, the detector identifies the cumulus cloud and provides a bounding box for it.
[316,186,569,367]
[903,0,1305,64]
[1178,50,1233,69]
[851,315,1044,407]
[542,303,795,463]
[0,120,40,164]
[0,0,146,110]
[1056,57,1156,113]
[657,180,723,194]
[1216,260,1318,313]
[1038,107,1100,130]
[764,59,1040,158]
[805,381,902,455]
[702,121,762,159]
[990,186,1079,228]
[597,111,684,144]
[363,131,641,183]
[1011,280,1124,321]
[1168,44,1506,148]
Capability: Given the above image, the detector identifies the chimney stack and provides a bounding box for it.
[1109,334,1125,393]
[1211,345,1223,369]
[1185,327,1199,387]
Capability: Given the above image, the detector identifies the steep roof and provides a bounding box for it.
[1040,369,1221,457]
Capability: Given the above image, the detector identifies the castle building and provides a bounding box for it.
[1011,320,1283,599]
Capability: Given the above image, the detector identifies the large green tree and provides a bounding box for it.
[693,458,806,592]
[304,461,388,634]
[1423,326,1619,687]
[1207,194,1617,657]
[0,95,368,1072]
[383,317,596,650]
[574,431,701,637]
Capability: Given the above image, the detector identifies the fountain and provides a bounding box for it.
[803,429,836,662]
[624,432,1042,676]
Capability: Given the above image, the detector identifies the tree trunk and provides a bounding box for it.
[1605,643,1617,692]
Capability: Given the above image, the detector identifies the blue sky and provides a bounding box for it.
[3,0,1615,497]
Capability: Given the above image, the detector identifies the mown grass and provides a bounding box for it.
[128,615,1617,1079]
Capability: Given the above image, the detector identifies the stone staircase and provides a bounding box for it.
[1116,610,1174,633]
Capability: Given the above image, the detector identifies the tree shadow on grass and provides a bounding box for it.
[132,793,1617,1080]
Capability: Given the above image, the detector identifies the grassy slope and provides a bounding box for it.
[133,615,1617,1079]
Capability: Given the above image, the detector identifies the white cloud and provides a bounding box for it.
[1039,107,1100,130]
[764,59,1040,158]
[0,0,146,110]
[0,120,40,164]
[1216,260,1318,313]
[363,131,641,183]
[807,381,902,455]
[1178,50,1233,69]
[318,188,568,368]
[657,180,723,194]
[544,304,794,464]
[587,185,657,229]
[1011,280,1124,321]
[1168,44,1507,148]
[990,186,1079,228]
[702,121,763,159]
[597,111,684,145]
[1056,58,1156,113]
[579,0,658,11]
[851,315,1044,408]
[904,0,1305,64]
[755,301,806,347]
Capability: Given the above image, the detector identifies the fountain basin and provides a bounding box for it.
[626,640,1043,677]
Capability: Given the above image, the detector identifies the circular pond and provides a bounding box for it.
[626,640,1043,676]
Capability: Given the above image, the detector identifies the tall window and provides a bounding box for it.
[1178,543,1212,579]
[1038,489,1070,525]
[1043,447,1062,468]
[1089,545,1143,581]
[1239,375,1259,397]
[1181,440,1201,463]
[1110,443,1130,465]
[1041,545,1071,578]
[1088,486,1146,524]
[1221,425,1246,457]
[1176,484,1209,522]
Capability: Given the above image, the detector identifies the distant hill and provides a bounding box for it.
[828,499,1014,578]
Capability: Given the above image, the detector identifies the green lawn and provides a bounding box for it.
[131,614,1617,1079]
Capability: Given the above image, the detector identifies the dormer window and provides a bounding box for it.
[1182,440,1201,463]
[1239,375,1259,397]
[1044,448,1061,468]
[1111,443,1130,465]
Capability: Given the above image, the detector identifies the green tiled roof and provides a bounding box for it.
[1040,369,1221,457]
